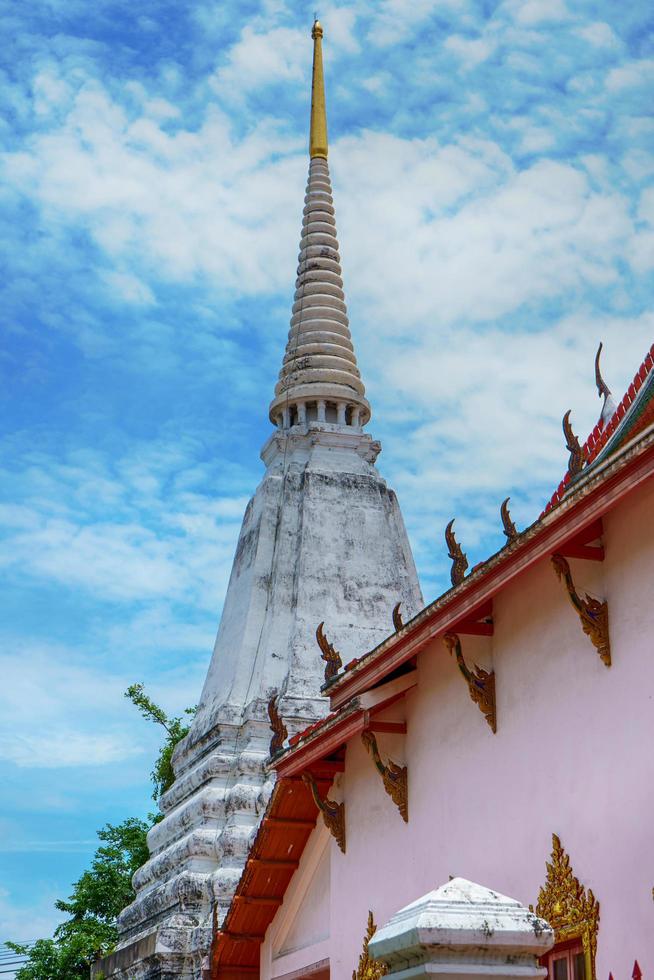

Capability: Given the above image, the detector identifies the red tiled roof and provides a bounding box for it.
[542,342,654,516]
[288,710,339,746]
[209,770,338,980]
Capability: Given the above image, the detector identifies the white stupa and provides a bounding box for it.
[99,21,423,980]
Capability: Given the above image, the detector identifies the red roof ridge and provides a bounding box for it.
[541,342,654,516]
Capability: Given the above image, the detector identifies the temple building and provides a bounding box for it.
[96,20,654,980]
[209,322,654,979]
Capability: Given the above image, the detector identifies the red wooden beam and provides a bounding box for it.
[248,858,299,869]
[557,542,604,561]
[214,967,259,978]
[307,759,345,776]
[454,619,494,636]
[367,721,407,734]
[266,817,315,829]
[558,517,604,561]
[233,895,284,907]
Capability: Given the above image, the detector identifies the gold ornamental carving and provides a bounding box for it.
[302,773,346,853]
[444,632,496,733]
[267,691,287,757]
[445,519,468,586]
[316,621,343,683]
[551,555,611,667]
[500,497,519,542]
[531,833,599,980]
[563,410,586,478]
[361,730,408,822]
[352,910,387,980]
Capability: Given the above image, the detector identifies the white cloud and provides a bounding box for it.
[335,137,633,329]
[361,73,388,94]
[605,59,654,92]
[622,149,654,182]
[101,270,156,305]
[1,45,644,346]
[518,125,556,154]
[625,188,654,273]
[505,0,571,26]
[33,68,72,115]
[445,34,496,70]
[576,22,621,49]
[0,442,246,607]
[0,645,147,769]
[367,0,463,47]
[211,25,307,96]
[637,186,654,225]
[374,311,654,583]
[2,76,305,294]
[0,731,142,768]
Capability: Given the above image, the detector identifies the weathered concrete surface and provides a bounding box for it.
[99,424,422,979]
[369,878,553,980]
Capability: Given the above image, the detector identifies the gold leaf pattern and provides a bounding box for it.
[352,911,387,980]
[532,834,600,980]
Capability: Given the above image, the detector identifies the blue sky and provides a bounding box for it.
[1,0,653,953]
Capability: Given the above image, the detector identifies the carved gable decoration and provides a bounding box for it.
[353,911,388,980]
[532,834,600,979]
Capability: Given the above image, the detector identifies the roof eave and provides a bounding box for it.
[298,428,654,727]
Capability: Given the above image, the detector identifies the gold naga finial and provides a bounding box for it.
[562,410,586,477]
[267,690,288,757]
[310,18,328,159]
[500,497,519,542]
[316,621,342,683]
[445,519,469,587]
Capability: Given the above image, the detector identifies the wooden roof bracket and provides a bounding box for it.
[302,772,346,853]
[551,519,610,667]
[361,728,408,822]
[443,631,496,733]
[551,553,611,667]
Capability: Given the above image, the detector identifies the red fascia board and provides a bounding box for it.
[327,435,654,711]
[275,708,366,778]
[212,776,324,979]
[273,689,410,778]
[542,344,654,511]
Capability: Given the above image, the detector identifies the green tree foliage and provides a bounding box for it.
[7,818,149,980]
[124,683,196,800]
[7,687,196,979]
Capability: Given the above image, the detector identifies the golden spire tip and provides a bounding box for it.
[309,17,328,159]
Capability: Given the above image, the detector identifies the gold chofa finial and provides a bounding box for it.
[310,19,328,159]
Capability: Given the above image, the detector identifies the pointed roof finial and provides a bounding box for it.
[594,342,616,428]
[310,18,328,159]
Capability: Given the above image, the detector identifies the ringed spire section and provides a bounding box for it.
[269,20,371,431]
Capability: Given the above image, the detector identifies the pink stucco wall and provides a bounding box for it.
[264,477,654,980]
